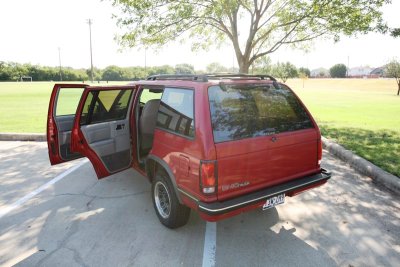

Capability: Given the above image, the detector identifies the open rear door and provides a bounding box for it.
[47,83,88,165]
[71,86,137,179]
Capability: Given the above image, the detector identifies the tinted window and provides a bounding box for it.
[208,84,313,143]
[56,88,84,116]
[139,88,162,103]
[157,88,194,138]
[80,89,133,125]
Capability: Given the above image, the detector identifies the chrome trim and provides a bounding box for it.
[178,188,199,202]
[198,177,326,213]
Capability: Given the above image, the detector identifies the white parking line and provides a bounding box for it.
[202,222,217,267]
[0,159,88,219]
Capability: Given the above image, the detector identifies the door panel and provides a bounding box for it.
[81,118,131,173]
[72,86,136,178]
[56,115,81,161]
[47,84,88,165]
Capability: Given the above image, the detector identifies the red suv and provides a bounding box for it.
[47,74,331,228]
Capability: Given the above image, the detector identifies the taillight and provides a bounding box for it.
[200,161,217,194]
[317,139,322,167]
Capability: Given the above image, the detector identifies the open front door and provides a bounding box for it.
[71,86,136,179]
[47,84,88,165]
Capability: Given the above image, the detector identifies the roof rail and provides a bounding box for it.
[206,73,277,82]
[146,74,208,82]
[146,73,277,82]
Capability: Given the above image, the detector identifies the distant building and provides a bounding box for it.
[310,68,330,78]
[347,66,373,77]
[370,66,386,77]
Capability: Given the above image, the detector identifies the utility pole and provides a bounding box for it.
[58,47,62,81]
[87,19,94,82]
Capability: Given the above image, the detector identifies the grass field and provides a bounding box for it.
[287,78,400,177]
[0,81,127,133]
[0,79,399,176]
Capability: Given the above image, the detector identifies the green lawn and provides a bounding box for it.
[287,78,400,177]
[0,79,399,176]
[0,81,127,133]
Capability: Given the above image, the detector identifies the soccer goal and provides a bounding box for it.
[20,76,32,82]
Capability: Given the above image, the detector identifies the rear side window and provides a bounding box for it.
[157,88,194,138]
[208,84,313,143]
[80,89,133,125]
[55,88,84,116]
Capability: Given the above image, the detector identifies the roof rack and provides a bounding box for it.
[146,73,277,82]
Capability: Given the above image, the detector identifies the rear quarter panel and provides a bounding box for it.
[150,84,217,203]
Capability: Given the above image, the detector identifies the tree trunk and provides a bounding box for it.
[238,60,250,74]
[397,79,400,95]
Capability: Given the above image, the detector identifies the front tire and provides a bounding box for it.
[152,169,190,228]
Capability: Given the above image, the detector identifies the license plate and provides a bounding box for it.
[262,194,285,210]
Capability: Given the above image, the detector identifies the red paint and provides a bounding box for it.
[71,85,138,178]
[47,78,329,222]
[47,83,88,165]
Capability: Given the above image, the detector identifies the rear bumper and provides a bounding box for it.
[198,168,331,216]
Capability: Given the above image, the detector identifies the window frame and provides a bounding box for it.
[155,87,196,140]
[80,89,134,126]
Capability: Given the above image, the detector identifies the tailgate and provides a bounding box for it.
[216,129,319,201]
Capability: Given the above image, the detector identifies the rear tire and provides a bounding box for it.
[152,169,190,228]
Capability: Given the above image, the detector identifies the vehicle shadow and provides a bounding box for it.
[216,207,337,267]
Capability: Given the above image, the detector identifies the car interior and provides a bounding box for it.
[137,88,163,162]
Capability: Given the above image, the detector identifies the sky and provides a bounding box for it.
[0,0,399,71]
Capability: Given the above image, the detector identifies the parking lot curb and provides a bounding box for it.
[0,133,46,142]
[322,136,400,194]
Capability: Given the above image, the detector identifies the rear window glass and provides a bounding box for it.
[208,83,313,143]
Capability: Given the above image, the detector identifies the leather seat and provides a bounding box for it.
[139,99,161,156]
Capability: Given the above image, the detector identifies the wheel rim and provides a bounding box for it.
[154,181,171,219]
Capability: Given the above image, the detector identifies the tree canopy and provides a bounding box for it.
[206,62,229,73]
[271,62,298,82]
[175,63,195,74]
[385,60,400,95]
[330,64,347,78]
[298,67,311,78]
[110,0,390,73]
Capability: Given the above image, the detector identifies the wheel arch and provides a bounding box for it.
[145,155,183,204]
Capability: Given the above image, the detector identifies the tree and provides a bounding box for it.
[385,60,400,95]
[150,65,175,75]
[206,62,229,73]
[175,63,195,74]
[330,64,347,78]
[391,28,400,37]
[298,67,311,78]
[102,65,125,81]
[271,62,298,82]
[252,55,272,75]
[110,0,390,73]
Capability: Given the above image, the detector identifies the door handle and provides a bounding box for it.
[271,136,278,142]
[116,124,125,130]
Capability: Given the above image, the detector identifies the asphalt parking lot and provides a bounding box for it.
[0,141,399,267]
